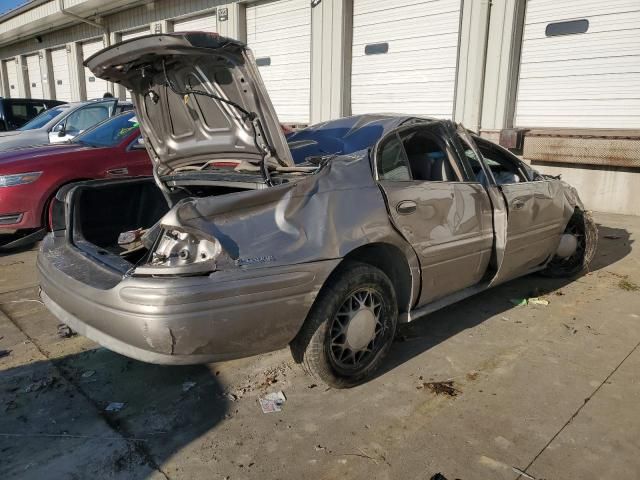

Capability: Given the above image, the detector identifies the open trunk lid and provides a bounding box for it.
[84,32,294,181]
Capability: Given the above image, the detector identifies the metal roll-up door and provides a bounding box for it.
[246,0,311,124]
[516,0,640,128]
[4,59,18,98]
[82,38,108,100]
[173,11,217,33]
[351,0,462,117]
[120,28,150,100]
[51,47,72,101]
[26,54,43,99]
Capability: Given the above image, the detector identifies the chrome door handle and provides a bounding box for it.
[107,167,129,176]
[512,199,525,210]
[396,200,417,215]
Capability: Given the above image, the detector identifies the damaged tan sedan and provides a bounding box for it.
[38,33,596,388]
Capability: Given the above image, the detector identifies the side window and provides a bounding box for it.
[64,105,111,135]
[377,135,412,181]
[399,128,460,182]
[476,139,530,184]
[6,102,30,128]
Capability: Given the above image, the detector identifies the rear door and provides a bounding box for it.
[375,122,494,305]
[457,130,566,285]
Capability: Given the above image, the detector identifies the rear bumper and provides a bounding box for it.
[38,234,339,364]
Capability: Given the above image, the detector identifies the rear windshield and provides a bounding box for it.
[73,111,139,148]
[18,106,68,130]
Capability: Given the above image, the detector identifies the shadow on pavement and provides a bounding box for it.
[0,348,228,479]
[377,223,633,380]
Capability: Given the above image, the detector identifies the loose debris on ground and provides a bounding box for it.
[510,297,550,307]
[258,391,286,413]
[417,381,460,398]
[618,279,639,291]
[105,402,126,412]
[57,324,77,339]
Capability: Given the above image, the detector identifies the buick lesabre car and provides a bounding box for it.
[38,33,596,388]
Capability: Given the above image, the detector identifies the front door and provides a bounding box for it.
[376,122,494,305]
[457,130,566,285]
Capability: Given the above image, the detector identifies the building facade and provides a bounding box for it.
[0,0,638,214]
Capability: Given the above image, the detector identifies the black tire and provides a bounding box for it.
[541,209,598,278]
[290,261,398,388]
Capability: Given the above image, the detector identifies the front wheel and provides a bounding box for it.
[541,209,598,278]
[290,262,398,388]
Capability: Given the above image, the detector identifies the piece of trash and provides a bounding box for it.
[259,391,287,413]
[57,324,77,339]
[510,297,548,307]
[510,298,528,306]
[0,349,11,359]
[81,370,96,378]
[24,377,56,393]
[512,466,536,480]
[418,381,460,398]
[105,402,125,412]
[604,234,621,240]
[528,297,549,306]
[182,381,197,392]
[307,384,318,389]
[430,474,449,480]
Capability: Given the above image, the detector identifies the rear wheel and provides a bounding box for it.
[290,261,398,388]
[541,209,597,278]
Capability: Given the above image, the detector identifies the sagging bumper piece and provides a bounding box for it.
[38,235,338,365]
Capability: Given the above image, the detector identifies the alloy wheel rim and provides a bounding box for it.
[329,288,385,371]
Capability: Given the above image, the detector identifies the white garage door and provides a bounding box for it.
[120,28,150,100]
[4,59,18,98]
[173,11,217,33]
[351,0,462,118]
[246,0,311,124]
[516,0,640,128]
[82,38,108,100]
[51,47,72,101]
[26,54,43,99]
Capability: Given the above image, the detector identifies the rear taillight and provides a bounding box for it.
[48,197,66,232]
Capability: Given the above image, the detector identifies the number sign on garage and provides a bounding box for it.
[82,38,108,100]
[351,0,462,118]
[516,0,640,128]
[246,0,312,124]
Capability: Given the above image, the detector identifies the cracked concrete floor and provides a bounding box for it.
[1,212,639,480]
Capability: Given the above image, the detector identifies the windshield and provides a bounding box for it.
[17,106,68,131]
[73,111,139,148]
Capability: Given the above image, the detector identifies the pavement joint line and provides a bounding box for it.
[0,285,39,297]
[515,337,640,480]
[0,305,172,480]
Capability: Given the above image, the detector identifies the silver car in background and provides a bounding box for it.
[0,98,133,152]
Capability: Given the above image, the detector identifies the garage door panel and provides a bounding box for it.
[516,0,640,128]
[82,39,108,99]
[4,59,18,98]
[353,2,459,28]
[351,0,461,117]
[26,54,43,99]
[520,32,640,63]
[523,0,639,24]
[246,0,310,123]
[173,13,217,33]
[51,47,71,101]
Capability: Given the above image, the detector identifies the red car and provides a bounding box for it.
[0,111,151,249]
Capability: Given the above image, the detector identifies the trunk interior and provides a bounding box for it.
[71,178,252,267]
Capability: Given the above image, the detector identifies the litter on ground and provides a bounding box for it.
[105,402,126,412]
[259,391,287,413]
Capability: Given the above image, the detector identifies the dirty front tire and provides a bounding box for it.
[290,261,398,389]
[541,209,598,278]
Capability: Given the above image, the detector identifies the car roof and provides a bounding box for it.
[287,114,437,164]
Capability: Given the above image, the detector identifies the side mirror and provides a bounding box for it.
[53,123,66,137]
[132,137,145,149]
